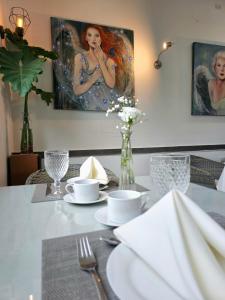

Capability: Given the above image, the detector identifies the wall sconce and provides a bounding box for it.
[0,7,31,46]
[154,41,173,69]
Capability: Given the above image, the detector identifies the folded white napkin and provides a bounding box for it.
[80,156,109,185]
[114,190,225,300]
[216,166,225,192]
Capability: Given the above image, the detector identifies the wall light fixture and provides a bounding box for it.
[154,41,173,69]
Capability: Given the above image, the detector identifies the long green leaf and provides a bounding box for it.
[30,46,58,60]
[0,47,44,97]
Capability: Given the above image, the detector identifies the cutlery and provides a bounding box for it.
[99,185,109,191]
[99,236,120,246]
[78,236,108,300]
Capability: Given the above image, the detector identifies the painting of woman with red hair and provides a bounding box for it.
[51,18,134,111]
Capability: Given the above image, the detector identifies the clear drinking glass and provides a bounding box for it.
[150,153,190,198]
[44,150,69,199]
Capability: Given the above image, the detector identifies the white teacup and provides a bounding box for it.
[66,176,83,184]
[65,179,99,203]
[107,190,149,224]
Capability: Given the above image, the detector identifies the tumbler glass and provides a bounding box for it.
[150,153,190,198]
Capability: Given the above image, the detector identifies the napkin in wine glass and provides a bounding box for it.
[80,156,109,185]
[114,189,225,300]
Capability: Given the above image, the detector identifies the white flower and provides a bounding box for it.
[118,96,125,103]
[118,107,143,125]
[106,95,145,128]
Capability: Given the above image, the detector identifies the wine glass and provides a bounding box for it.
[150,153,190,198]
[44,150,69,199]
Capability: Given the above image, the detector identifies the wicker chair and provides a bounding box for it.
[25,163,119,186]
[190,155,224,189]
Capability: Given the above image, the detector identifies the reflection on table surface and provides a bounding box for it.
[0,176,225,300]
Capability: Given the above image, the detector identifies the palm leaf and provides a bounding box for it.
[31,85,54,105]
[0,47,44,97]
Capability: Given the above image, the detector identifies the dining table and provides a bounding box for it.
[1,176,225,300]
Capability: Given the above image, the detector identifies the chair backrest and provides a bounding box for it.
[25,164,81,184]
[25,163,118,185]
[190,155,224,189]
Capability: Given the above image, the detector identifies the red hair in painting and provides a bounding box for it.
[81,24,126,90]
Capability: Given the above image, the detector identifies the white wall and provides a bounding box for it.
[145,0,225,146]
[2,0,224,154]
[0,0,14,186]
[0,0,225,180]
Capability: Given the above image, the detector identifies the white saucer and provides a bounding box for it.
[94,207,125,227]
[63,191,107,205]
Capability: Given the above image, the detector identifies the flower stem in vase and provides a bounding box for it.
[106,95,145,189]
[119,125,135,189]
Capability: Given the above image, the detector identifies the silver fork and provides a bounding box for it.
[77,236,108,300]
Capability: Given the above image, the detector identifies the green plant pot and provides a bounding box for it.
[20,92,33,153]
[20,123,33,153]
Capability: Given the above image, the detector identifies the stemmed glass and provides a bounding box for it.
[150,153,190,198]
[44,150,69,199]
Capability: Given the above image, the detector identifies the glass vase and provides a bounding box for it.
[119,125,135,189]
[20,93,33,153]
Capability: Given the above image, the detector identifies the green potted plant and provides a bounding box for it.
[0,29,57,152]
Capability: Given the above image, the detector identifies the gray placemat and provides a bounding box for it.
[208,212,225,229]
[42,213,225,300]
[32,182,148,203]
[31,183,67,203]
[42,229,119,300]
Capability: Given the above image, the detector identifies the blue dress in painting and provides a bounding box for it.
[76,53,120,111]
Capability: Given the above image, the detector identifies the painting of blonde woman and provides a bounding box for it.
[192,42,225,116]
[51,18,134,111]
